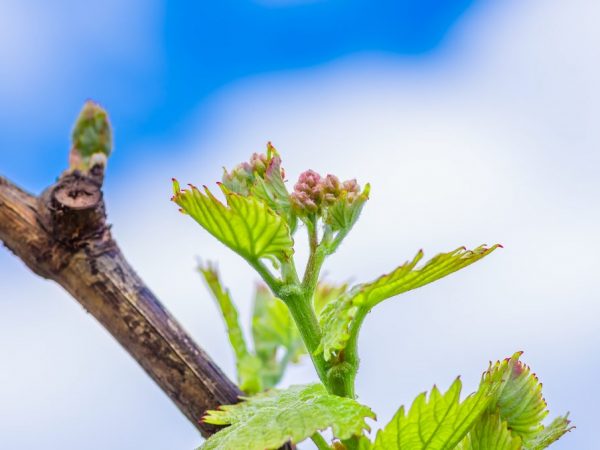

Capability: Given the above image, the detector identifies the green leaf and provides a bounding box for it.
[457,413,522,450]
[353,245,500,310]
[523,416,573,450]
[199,263,262,394]
[251,285,306,388]
[236,354,264,395]
[463,353,572,450]
[372,377,496,450]
[317,245,500,360]
[368,353,571,450]
[326,183,370,233]
[201,384,375,450]
[306,281,355,385]
[199,264,248,359]
[251,143,297,232]
[313,281,348,315]
[173,180,294,263]
[220,144,297,233]
[317,292,359,361]
[483,353,572,448]
[489,353,548,439]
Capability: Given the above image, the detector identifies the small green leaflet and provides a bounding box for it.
[372,377,496,450]
[318,245,500,360]
[326,183,370,232]
[200,265,306,393]
[251,144,297,232]
[201,384,375,450]
[492,353,548,439]
[317,292,359,361]
[172,180,293,263]
[251,285,306,389]
[523,416,573,450]
[459,353,572,450]
[313,281,348,315]
[199,263,249,361]
[457,413,522,450]
[199,264,263,394]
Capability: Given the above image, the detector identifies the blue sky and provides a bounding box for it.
[1,1,599,449]
[1,0,475,187]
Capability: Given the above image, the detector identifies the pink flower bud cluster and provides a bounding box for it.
[291,170,323,213]
[291,170,361,215]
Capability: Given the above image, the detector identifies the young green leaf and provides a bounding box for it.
[372,377,496,450]
[324,182,370,241]
[199,263,262,394]
[317,245,500,360]
[251,143,297,231]
[354,245,501,310]
[457,413,522,450]
[221,144,297,232]
[172,181,294,264]
[313,281,348,315]
[199,264,248,359]
[523,416,573,450]
[481,353,572,448]
[490,354,548,439]
[201,384,375,450]
[317,292,359,361]
[460,353,571,450]
[251,285,306,388]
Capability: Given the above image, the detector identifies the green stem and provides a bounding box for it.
[249,259,282,292]
[281,256,301,285]
[302,245,326,298]
[342,436,360,450]
[327,362,356,399]
[341,436,361,450]
[302,222,330,299]
[311,432,331,450]
[284,291,329,386]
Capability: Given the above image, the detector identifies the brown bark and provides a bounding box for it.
[0,169,242,437]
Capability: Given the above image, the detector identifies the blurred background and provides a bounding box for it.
[1,1,598,449]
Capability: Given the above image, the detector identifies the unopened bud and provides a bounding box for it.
[342,178,360,202]
[291,191,319,213]
[69,100,112,172]
[322,174,341,205]
[291,170,324,214]
[71,100,112,158]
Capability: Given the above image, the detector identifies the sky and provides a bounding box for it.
[1,1,599,449]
